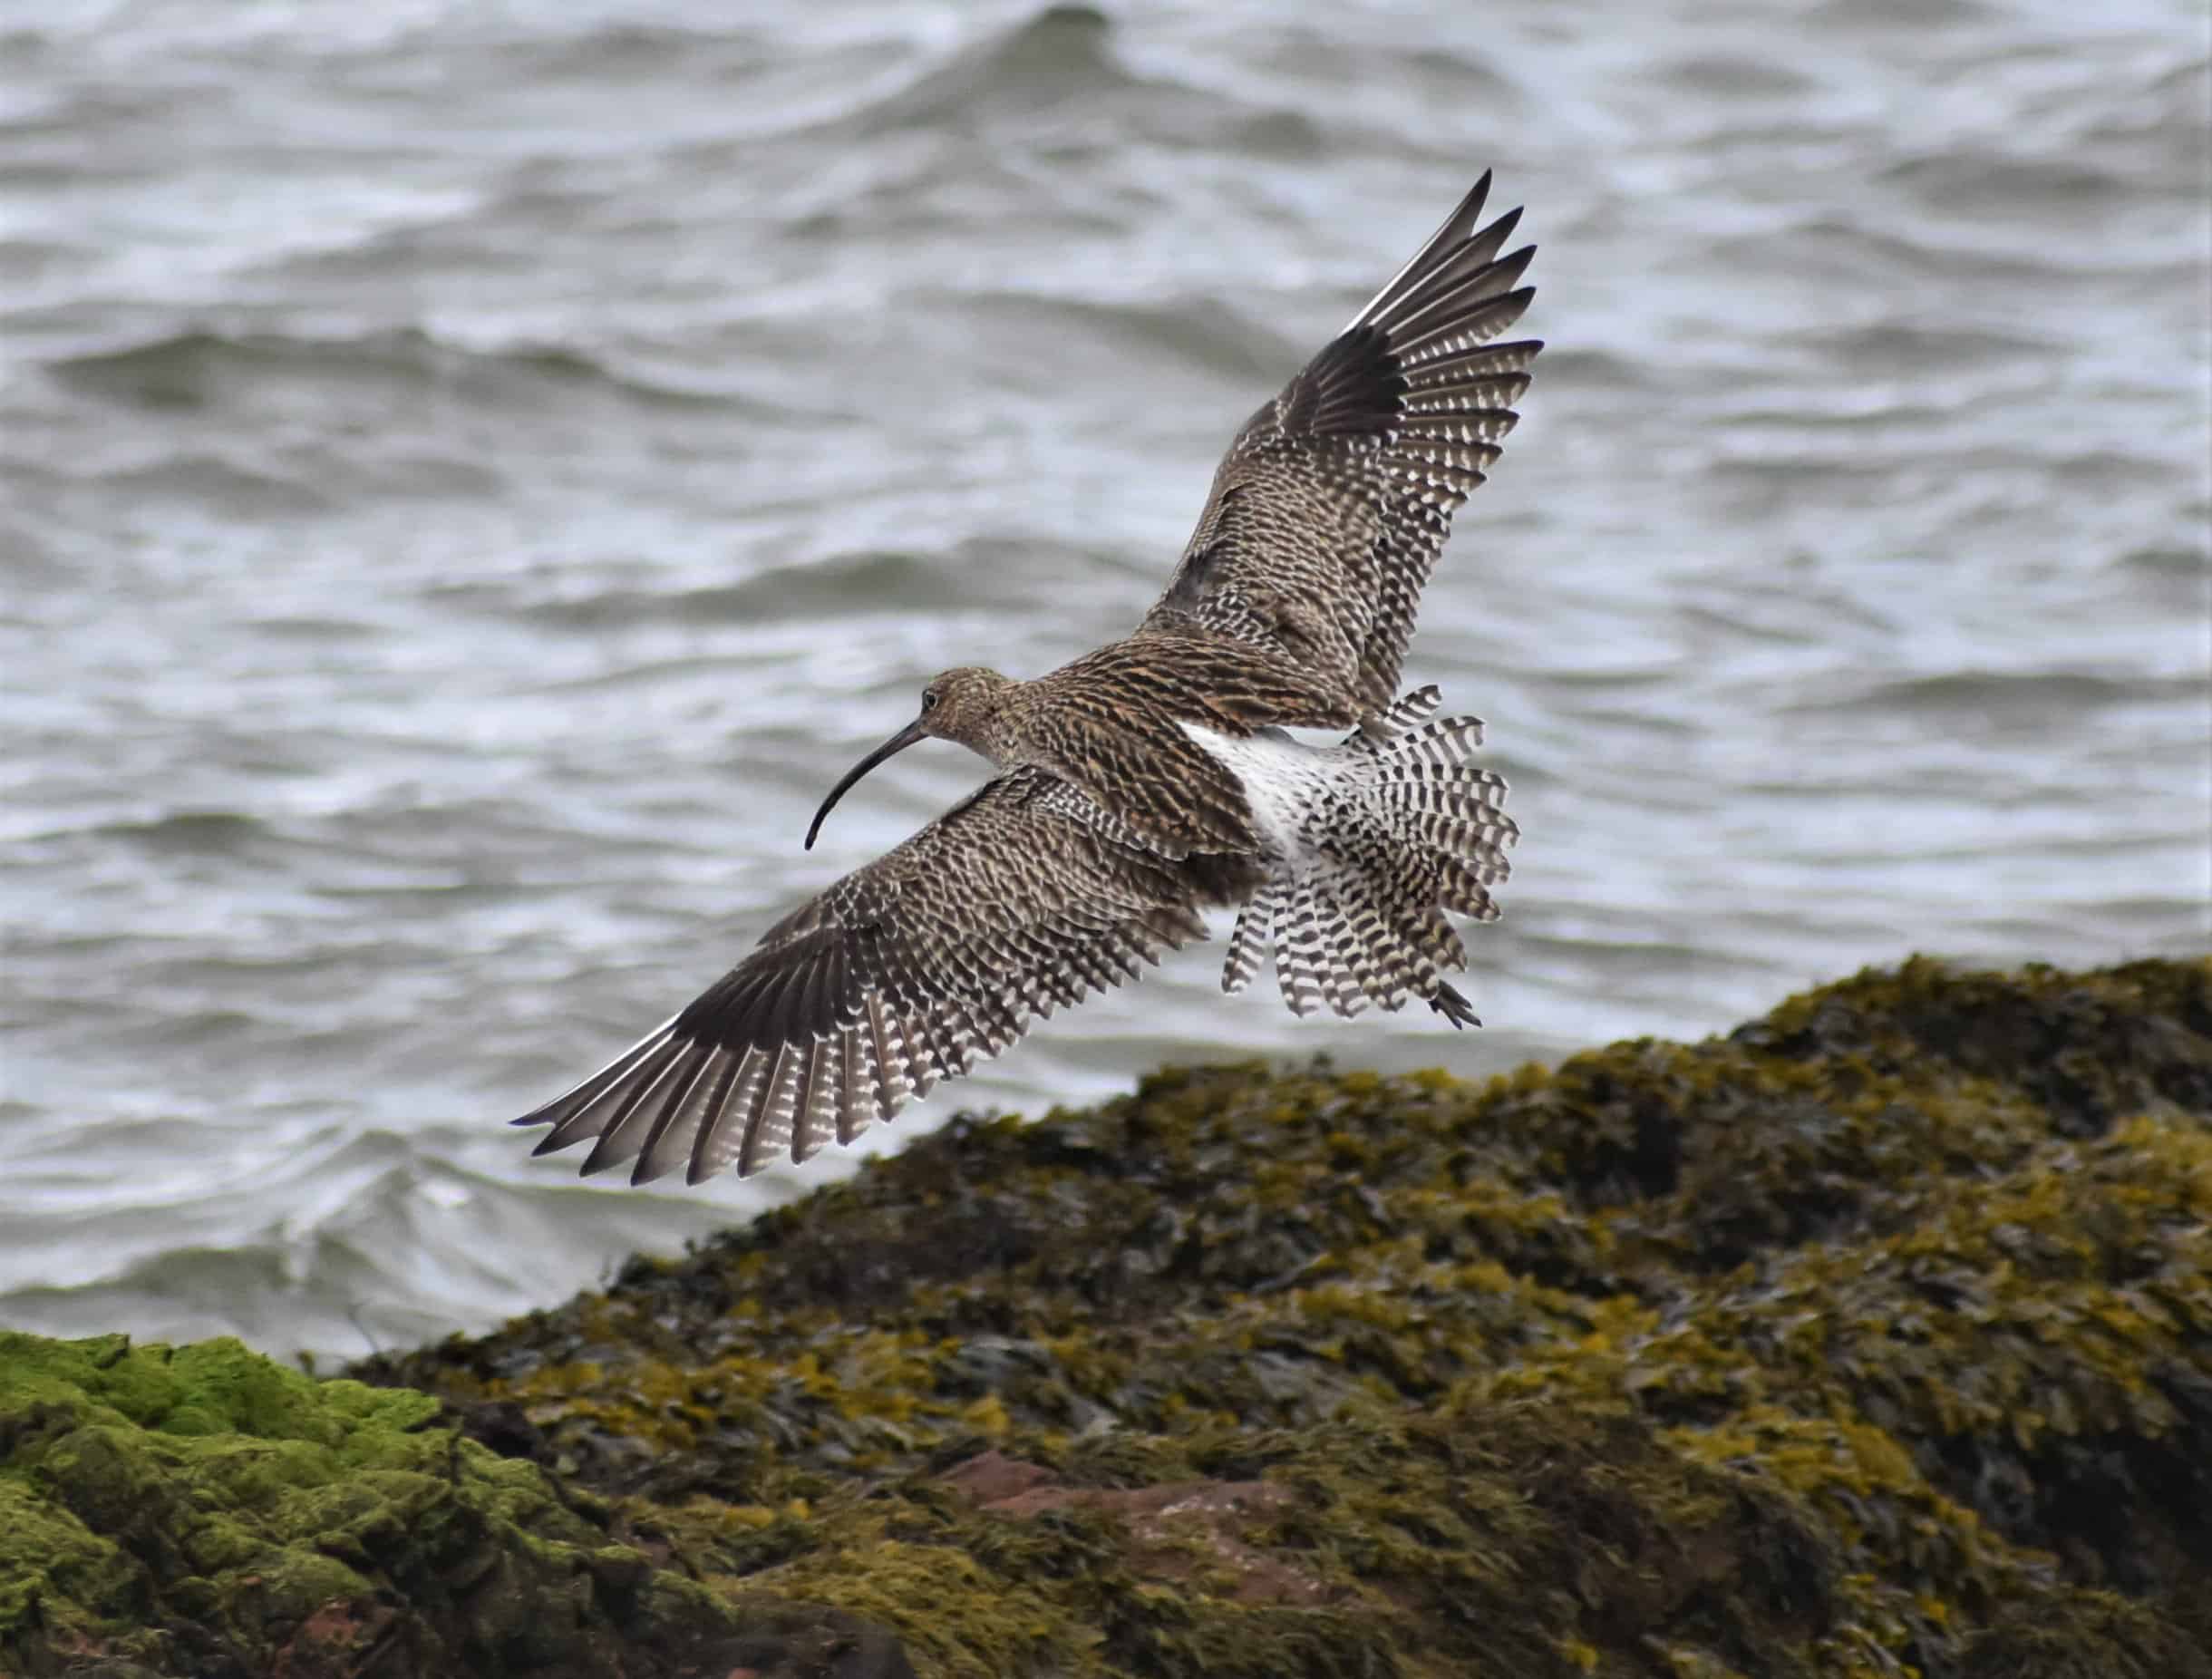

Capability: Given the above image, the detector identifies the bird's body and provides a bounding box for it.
[516,173,1541,1186]
[911,636,1349,856]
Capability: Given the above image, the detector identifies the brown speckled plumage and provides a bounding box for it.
[516,175,1539,1186]
[1138,174,1538,718]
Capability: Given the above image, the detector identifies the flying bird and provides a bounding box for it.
[517,173,1539,1186]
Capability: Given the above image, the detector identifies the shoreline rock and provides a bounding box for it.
[5,956,2208,1676]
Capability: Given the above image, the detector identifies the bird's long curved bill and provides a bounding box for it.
[805,717,927,850]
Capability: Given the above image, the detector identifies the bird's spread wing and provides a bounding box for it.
[1137,172,1540,720]
[514,770,1209,1186]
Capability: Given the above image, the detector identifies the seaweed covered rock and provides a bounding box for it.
[354,957,2211,1678]
[10,957,2208,1678]
[0,1332,911,1677]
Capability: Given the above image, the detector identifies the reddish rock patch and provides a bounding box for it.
[941,1451,1332,1606]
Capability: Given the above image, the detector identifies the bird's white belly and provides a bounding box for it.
[1177,722,1341,864]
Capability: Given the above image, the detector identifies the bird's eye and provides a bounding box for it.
[921,690,939,711]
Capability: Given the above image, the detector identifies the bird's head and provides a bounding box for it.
[914,666,1017,752]
[804,667,1017,849]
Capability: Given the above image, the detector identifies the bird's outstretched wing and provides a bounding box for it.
[1138,172,1540,720]
[514,770,1215,1186]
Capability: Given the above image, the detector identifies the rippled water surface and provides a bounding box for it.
[4,1,2207,1362]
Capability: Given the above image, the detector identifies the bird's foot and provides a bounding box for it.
[1429,981,1480,1030]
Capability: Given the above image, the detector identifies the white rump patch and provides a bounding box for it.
[1176,721,1344,866]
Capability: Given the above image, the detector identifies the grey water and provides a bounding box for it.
[2,1,2206,1365]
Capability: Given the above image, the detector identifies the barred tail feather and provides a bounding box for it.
[1276,878,1334,1017]
[1353,684,1445,744]
[1217,690,1514,1026]
[1373,720,1517,895]
[1223,884,1278,995]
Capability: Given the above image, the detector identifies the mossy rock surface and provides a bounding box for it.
[0,1332,907,1676]
[7,956,2207,1676]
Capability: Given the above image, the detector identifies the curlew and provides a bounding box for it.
[515,173,1540,1186]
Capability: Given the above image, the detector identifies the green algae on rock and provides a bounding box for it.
[8,957,2208,1678]
[0,1331,908,1677]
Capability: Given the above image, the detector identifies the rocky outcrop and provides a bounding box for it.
[5,957,2208,1676]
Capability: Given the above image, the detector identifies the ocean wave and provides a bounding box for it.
[45,325,732,413]
[1783,669,2156,720]
[849,6,1129,135]
[1654,53,1821,100]
[1878,150,2138,218]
